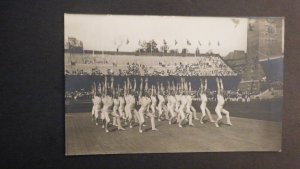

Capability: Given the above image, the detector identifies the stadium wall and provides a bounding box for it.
[65,75,241,92]
[260,57,283,82]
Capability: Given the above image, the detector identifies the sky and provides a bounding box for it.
[64,14,249,56]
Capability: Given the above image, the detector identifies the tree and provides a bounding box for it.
[137,40,159,54]
[145,40,159,53]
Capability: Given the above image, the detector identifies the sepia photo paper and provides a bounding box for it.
[64,14,284,155]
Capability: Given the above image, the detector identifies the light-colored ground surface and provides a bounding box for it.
[65,112,282,155]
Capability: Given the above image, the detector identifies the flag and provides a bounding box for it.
[231,18,240,28]
[175,40,178,45]
[198,40,201,46]
[126,38,129,44]
[68,37,76,46]
[187,40,191,46]
[217,41,220,46]
[68,37,82,48]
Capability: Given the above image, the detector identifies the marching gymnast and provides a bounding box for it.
[184,81,194,126]
[199,78,215,124]
[175,83,182,124]
[124,77,140,128]
[118,83,126,120]
[215,77,232,127]
[187,81,199,121]
[91,82,102,126]
[138,77,158,133]
[112,84,123,126]
[157,82,165,121]
[178,80,188,128]
[112,84,125,131]
[166,81,177,125]
[150,85,158,118]
[101,76,114,132]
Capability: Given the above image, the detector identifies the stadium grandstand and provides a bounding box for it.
[64,52,236,77]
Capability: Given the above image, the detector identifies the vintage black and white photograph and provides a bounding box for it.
[64,14,284,155]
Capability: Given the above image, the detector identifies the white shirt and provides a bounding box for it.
[217,94,225,107]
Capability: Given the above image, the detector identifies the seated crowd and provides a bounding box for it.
[65,54,237,76]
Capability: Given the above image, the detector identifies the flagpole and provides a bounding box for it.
[186,40,187,57]
[162,39,164,57]
[138,40,140,56]
[175,45,176,57]
[151,40,152,56]
[174,40,177,57]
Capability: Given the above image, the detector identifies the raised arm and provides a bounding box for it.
[92,82,96,96]
[102,82,105,95]
[140,77,143,91]
[204,78,207,91]
[123,81,127,96]
[111,77,114,90]
[139,77,143,97]
[104,76,107,88]
[184,81,188,91]
[112,87,116,98]
[133,78,137,91]
[189,81,192,92]
[199,78,203,92]
[181,78,184,91]
[220,78,224,93]
[172,80,175,91]
[104,76,107,96]
[98,82,102,95]
[145,77,148,91]
[167,81,171,95]
[126,77,130,90]
[160,82,164,94]
[151,85,154,96]
[216,77,220,95]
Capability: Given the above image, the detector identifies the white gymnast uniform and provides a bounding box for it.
[93,96,102,120]
[157,94,165,117]
[118,96,125,118]
[215,94,225,112]
[175,94,181,113]
[178,95,187,120]
[150,95,157,115]
[101,96,114,122]
[138,96,152,124]
[185,95,193,115]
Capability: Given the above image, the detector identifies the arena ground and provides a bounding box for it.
[65,99,282,155]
